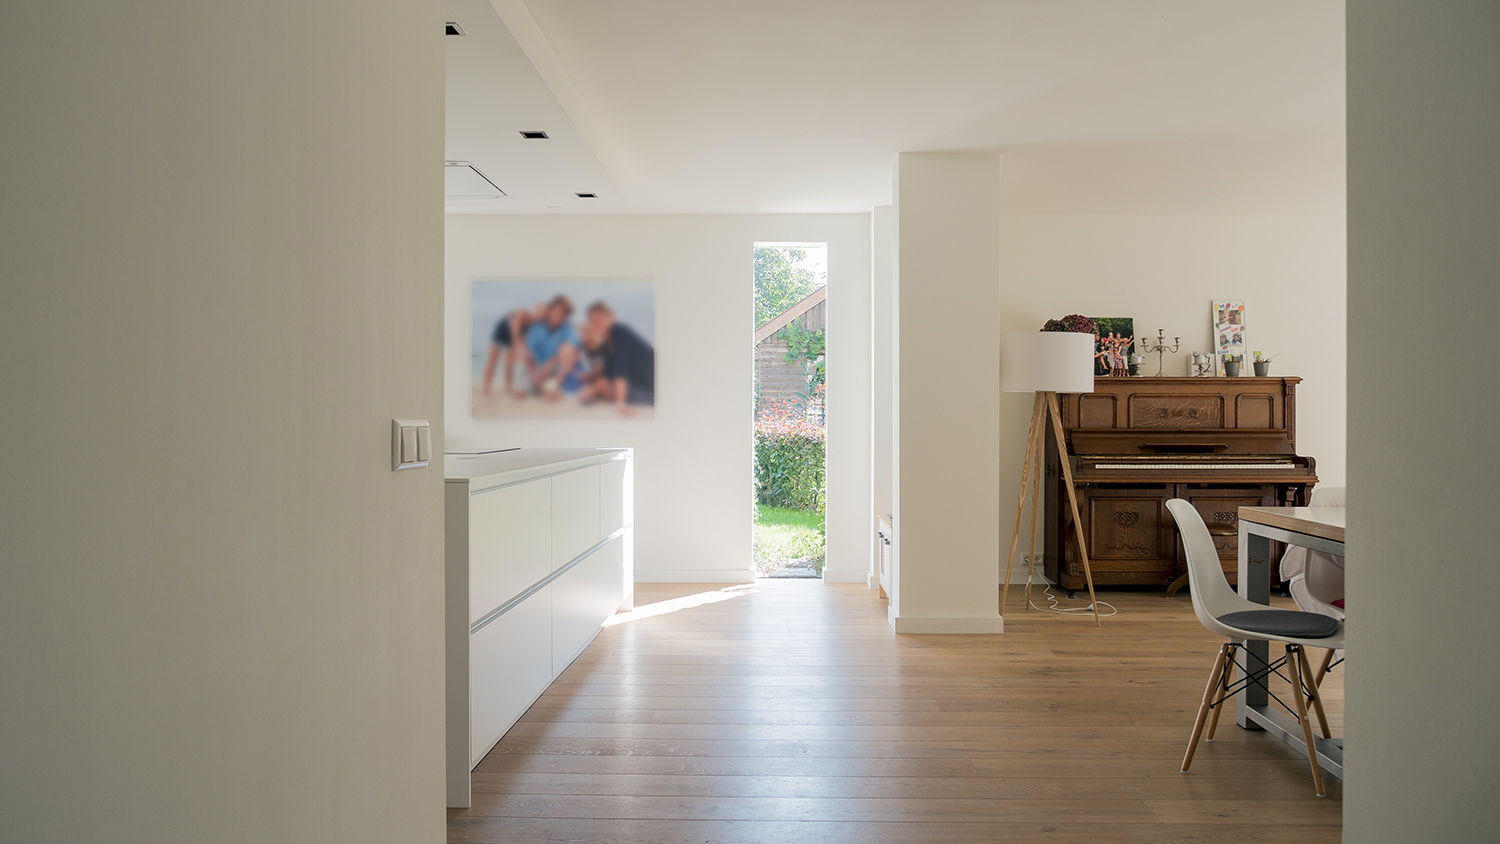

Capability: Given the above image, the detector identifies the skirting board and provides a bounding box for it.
[636,570,755,584]
[891,615,1005,634]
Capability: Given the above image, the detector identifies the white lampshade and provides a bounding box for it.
[999,331,1097,393]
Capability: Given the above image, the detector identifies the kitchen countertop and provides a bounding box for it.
[445,447,629,490]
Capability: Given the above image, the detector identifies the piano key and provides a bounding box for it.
[1092,462,1296,470]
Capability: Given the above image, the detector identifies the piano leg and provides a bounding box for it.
[1236,531,1273,730]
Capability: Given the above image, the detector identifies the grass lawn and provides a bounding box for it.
[753,504,825,575]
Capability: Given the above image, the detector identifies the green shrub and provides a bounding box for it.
[754,401,825,511]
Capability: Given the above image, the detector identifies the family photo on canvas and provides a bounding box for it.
[472,280,656,419]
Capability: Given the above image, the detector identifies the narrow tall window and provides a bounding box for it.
[752,243,827,578]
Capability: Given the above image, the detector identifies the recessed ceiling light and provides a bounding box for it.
[519,130,549,140]
[445,22,465,36]
[575,192,597,199]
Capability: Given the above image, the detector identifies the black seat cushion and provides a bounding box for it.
[1217,609,1340,639]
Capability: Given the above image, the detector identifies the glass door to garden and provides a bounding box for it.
[752,243,827,578]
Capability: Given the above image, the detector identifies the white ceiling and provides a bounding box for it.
[446,0,1344,215]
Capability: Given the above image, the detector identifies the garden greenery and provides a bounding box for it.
[778,323,826,394]
[754,399,826,512]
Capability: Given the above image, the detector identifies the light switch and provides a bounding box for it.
[392,418,432,471]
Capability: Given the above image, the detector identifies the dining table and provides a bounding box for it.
[1236,505,1346,779]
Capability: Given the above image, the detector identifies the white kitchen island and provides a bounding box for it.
[444,448,632,807]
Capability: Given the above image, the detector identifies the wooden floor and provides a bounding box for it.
[449,581,1343,843]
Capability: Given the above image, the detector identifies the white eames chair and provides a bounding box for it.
[1280,486,1346,686]
[1166,499,1344,797]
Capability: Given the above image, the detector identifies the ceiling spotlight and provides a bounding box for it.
[575,192,597,199]
[519,130,549,140]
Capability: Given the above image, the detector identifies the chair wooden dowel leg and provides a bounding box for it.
[1205,643,1236,742]
[1287,645,1328,797]
[1315,647,1336,688]
[1298,643,1332,739]
[1182,644,1230,773]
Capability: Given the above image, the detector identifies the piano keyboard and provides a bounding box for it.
[1093,462,1295,470]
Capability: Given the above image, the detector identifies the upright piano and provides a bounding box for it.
[1043,377,1317,591]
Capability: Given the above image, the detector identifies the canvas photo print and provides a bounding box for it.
[472,279,655,419]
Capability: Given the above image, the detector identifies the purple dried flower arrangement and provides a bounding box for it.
[1041,314,1099,335]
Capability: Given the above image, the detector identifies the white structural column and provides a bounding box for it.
[890,151,1003,632]
[870,205,896,588]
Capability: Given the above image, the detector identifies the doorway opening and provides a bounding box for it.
[752,243,828,578]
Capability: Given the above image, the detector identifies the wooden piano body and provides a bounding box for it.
[1043,377,1317,591]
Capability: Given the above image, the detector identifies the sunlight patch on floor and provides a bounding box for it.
[603,584,757,627]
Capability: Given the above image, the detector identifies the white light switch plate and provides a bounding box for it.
[392,419,432,471]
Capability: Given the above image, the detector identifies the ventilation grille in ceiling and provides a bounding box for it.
[445,22,465,36]
[444,161,506,198]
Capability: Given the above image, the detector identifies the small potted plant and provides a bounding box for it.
[1222,353,1242,377]
[1252,351,1275,377]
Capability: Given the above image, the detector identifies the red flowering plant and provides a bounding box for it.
[754,399,826,511]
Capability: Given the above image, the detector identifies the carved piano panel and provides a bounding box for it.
[1080,487,1176,583]
[1127,394,1224,429]
[1044,377,1317,591]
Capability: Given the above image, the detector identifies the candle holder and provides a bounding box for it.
[1139,328,1181,376]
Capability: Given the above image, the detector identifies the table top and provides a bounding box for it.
[1238,506,1346,543]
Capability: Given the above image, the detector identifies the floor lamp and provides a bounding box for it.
[998,331,1102,626]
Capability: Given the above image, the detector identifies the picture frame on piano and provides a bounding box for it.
[1212,300,1247,376]
[1091,316,1135,376]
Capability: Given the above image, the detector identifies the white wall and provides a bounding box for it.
[1346,2,1500,839]
[445,214,872,583]
[0,4,445,842]
[891,151,1005,631]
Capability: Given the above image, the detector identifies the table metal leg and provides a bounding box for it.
[1237,530,1272,729]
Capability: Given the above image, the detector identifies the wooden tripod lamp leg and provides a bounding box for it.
[1024,402,1044,611]
[1046,392,1101,627]
[1001,394,1045,615]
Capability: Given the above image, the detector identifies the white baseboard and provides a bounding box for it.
[820,568,867,584]
[635,570,755,584]
[891,615,1005,634]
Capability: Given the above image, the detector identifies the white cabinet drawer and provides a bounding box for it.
[602,458,627,535]
[551,536,625,676]
[469,478,551,624]
[551,465,602,567]
[469,589,552,766]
